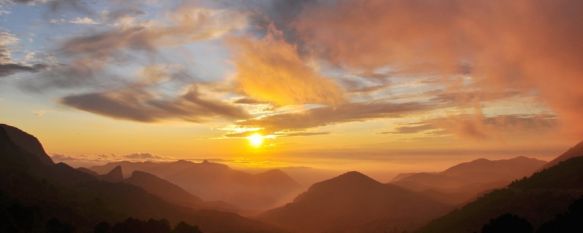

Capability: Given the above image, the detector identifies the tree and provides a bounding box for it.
[537,197,583,233]
[45,218,74,233]
[93,222,111,233]
[111,218,171,233]
[481,213,533,233]
[172,222,202,233]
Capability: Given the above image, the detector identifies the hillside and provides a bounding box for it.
[260,171,451,233]
[417,150,583,233]
[392,157,545,204]
[0,124,284,233]
[91,160,302,212]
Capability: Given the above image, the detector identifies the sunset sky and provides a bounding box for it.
[1,0,581,177]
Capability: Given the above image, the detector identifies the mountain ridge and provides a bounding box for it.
[416,140,583,233]
[0,123,285,233]
[260,171,451,233]
[90,160,302,212]
[391,156,546,204]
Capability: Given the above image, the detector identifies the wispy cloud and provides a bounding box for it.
[0,31,47,77]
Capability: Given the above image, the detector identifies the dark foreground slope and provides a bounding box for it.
[0,124,283,233]
[417,146,583,233]
[260,171,450,233]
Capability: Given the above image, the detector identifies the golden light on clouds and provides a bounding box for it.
[228,32,345,106]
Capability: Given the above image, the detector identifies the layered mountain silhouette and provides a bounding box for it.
[100,165,124,183]
[392,157,546,204]
[124,170,203,207]
[122,169,236,212]
[417,140,583,233]
[90,160,302,213]
[0,124,284,233]
[259,171,451,233]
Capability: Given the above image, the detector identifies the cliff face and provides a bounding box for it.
[0,124,54,166]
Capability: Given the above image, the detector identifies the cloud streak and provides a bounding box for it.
[240,101,434,132]
[61,66,249,123]
[61,85,249,123]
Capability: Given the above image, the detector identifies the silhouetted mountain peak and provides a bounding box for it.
[0,124,53,165]
[311,171,380,191]
[261,169,286,176]
[198,160,230,168]
[125,170,204,205]
[261,170,450,233]
[175,159,193,165]
[101,165,124,182]
[130,170,157,179]
[337,171,376,181]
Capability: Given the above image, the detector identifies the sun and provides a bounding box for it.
[247,133,264,148]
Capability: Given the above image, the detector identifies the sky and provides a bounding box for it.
[0,0,582,177]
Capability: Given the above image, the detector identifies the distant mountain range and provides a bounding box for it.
[3,122,582,233]
[90,160,302,213]
[81,166,236,212]
[259,171,451,233]
[259,140,583,233]
[417,141,583,233]
[0,124,284,233]
[391,156,546,204]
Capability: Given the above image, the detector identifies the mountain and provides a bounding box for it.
[417,141,583,233]
[0,124,53,166]
[544,140,583,168]
[91,160,302,213]
[0,124,285,233]
[259,171,451,233]
[100,165,124,183]
[124,170,203,207]
[77,167,99,176]
[392,157,546,204]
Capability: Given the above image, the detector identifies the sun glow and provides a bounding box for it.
[247,133,265,148]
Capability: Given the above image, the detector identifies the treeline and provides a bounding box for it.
[92,218,201,233]
[481,196,583,233]
[0,198,201,233]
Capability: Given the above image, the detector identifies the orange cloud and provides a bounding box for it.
[293,0,583,135]
[228,32,345,106]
